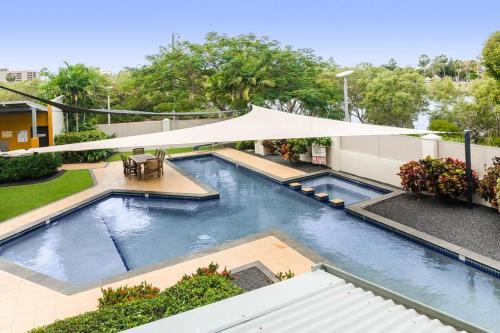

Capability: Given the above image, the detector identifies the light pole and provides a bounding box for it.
[336,70,354,121]
[105,86,113,124]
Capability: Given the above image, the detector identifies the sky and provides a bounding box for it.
[1,0,499,73]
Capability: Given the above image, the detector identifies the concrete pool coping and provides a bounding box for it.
[0,229,323,295]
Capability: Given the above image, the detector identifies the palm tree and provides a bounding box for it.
[41,62,109,131]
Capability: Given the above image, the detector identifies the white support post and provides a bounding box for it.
[31,107,37,137]
[329,136,341,171]
[421,134,441,158]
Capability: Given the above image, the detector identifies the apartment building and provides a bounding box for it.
[0,68,40,82]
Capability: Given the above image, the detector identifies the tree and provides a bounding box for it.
[124,32,342,117]
[0,80,42,101]
[482,31,500,80]
[431,54,448,77]
[5,73,16,82]
[362,68,427,127]
[427,77,461,116]
[418,54,431,76]
[333,63,382,123]
[41,62,110,131]
[447,78,499,142]
[382,58,398,71]
[41,62,109,108]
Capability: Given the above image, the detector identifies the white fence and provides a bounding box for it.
[97,118,225,138]
[327,135,499,206]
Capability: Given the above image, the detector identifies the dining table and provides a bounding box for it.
[128,153,156,178]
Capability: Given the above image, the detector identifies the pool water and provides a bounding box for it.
[0,156,499,331]
[300,175,385,205]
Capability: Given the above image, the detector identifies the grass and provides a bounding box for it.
[106,145,221,162]
[0,170,94,222]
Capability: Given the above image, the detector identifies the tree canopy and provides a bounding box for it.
[41,62,110,108]
[362,68,427,127]
[118,33,343,118]
[482,31,500,80]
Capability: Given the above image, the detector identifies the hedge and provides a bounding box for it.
[54,130,114,163]
[0,153,62,183]
[29,265,243,333]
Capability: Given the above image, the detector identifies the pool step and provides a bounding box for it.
[329,198,345,209]
[314,192,329,202]
[288,182,302,190]
[301,187,315,196]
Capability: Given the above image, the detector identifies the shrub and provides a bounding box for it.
[398,157,478,200]
[262,140,277,154]
[276,270,294,281]
[98,282,160,308]
[29,264,242,333]
[261,138,330,160]
[478,157,500,208]
[54,130,114,163]
[436,158,478,200]
[398,160,428,194]
[429,119,461,133]
[235,141,255,151]
[0,153,62,183]
[497,178,500,212]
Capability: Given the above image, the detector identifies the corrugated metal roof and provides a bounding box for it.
[124,266,484,333]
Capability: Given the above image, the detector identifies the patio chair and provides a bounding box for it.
[143,158,161,179]
[120,154,138,177]
[132,148,145,155]
[158,150,166,175]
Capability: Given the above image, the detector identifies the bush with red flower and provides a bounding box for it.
[478,157,500,208]
[398,157,478,200]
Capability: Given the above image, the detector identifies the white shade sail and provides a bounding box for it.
[7,105,432,155]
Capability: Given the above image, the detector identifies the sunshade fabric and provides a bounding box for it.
[7,105,432,155]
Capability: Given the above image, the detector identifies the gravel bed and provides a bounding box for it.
[232,266,274,291]
[366,193,500,261]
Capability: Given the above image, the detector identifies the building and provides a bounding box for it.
[0,100,64,151]
[0,68,40,82]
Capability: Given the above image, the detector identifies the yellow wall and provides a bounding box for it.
[0,112,48,150]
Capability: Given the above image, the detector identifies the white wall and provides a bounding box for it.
[332,135,499,207]
[50,96,65,137]
[97,118,226,138]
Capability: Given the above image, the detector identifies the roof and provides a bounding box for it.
[0,101,47,113]
[123,264,484,333]
[6,105,432,156]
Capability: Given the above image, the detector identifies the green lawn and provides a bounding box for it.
[106,146,220,162]
[0,170,94,222]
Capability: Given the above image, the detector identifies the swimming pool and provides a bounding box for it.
[0,155,499,331]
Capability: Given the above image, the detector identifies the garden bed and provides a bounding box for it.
[366,193,500,261]
[231,261,279,291]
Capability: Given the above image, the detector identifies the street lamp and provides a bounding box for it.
[336,70,354,121]
[105,86,113,124]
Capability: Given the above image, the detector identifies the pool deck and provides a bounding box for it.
[0,148,316,333]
